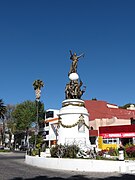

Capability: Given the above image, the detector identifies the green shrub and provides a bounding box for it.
[50,144,80,158]
[31,149,38,156]
[64,144,80,158]
[50,145,61,158]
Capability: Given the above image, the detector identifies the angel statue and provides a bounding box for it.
[69,50,84,75]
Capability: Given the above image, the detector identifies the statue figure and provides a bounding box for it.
[65,50,86,99]
[65,81,74,99]
[65,79,86,99]
[65,82,72,99]
[74,80,86,99]
[69,50,84,75]
[77,81,86,99]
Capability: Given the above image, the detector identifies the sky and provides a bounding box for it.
[1,0,135,110]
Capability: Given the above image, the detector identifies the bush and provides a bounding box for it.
[64,144,80,158]
[108,148,119,156]
[50,145,61,158]
[98,148,119,157]
[126,145,135,158]
[50,144,80,158]
[98,149,108,156]
[31,149,38,156]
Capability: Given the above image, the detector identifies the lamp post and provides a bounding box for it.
[33,80,44,148]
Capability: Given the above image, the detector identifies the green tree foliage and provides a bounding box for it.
[0,99,7,145]
[119,103,135,109]
[29,134,43,148]
[12,100,45,131]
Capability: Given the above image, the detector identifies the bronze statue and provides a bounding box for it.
[65,79,86,99]
[65,50,86,99]
[69,50,84,75]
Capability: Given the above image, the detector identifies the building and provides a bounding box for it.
[44,109,59,147]
[44,100,135,150]
[85,100,135,149]
[99,124,135,149]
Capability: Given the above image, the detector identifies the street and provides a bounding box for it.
[0,152,135,180]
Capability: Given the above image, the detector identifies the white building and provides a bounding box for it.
[44,109,59,147]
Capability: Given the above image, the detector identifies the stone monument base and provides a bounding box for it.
[58,99,90,148]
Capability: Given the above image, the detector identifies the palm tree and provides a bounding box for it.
[0,99,7,145]
[33,80,44,100]
[32,80,44,148]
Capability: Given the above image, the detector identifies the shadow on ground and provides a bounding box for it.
[10,173,135,180]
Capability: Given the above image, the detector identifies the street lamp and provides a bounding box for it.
[33,80,44,148]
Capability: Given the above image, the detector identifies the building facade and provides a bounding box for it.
[44,100,135,150]
[85,100,135,150]
[44,109,59,147]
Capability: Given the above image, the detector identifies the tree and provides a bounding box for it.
[92,98,97,101]
[33,79,44,90]
[0,99,7,145]
[5,104,15,122]
[5,104,16,137]
[33,80,44,101]
[6,109,16,149]
[119,103,134,109]
[33,79,44,148]
[0,99,7,120]
[12,100,45,131]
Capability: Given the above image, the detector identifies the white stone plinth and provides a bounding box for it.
[58,99,90,148]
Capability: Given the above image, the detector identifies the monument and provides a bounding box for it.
[58,50,90,148]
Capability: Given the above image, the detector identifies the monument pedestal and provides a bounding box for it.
[58,99,90,148]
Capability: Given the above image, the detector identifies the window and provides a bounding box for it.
[46,111,54,118]
[103,139,108,144]
[103,138,119,144]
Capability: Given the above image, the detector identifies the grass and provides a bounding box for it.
[0,149,11,152]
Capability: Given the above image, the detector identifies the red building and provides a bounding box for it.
[85,100,135,149]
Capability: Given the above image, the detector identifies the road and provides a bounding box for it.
[0,152,135,180]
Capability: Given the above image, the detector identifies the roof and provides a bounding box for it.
[85,100,135,120]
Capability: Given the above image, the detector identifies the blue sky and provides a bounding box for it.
[1,0,135,109]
